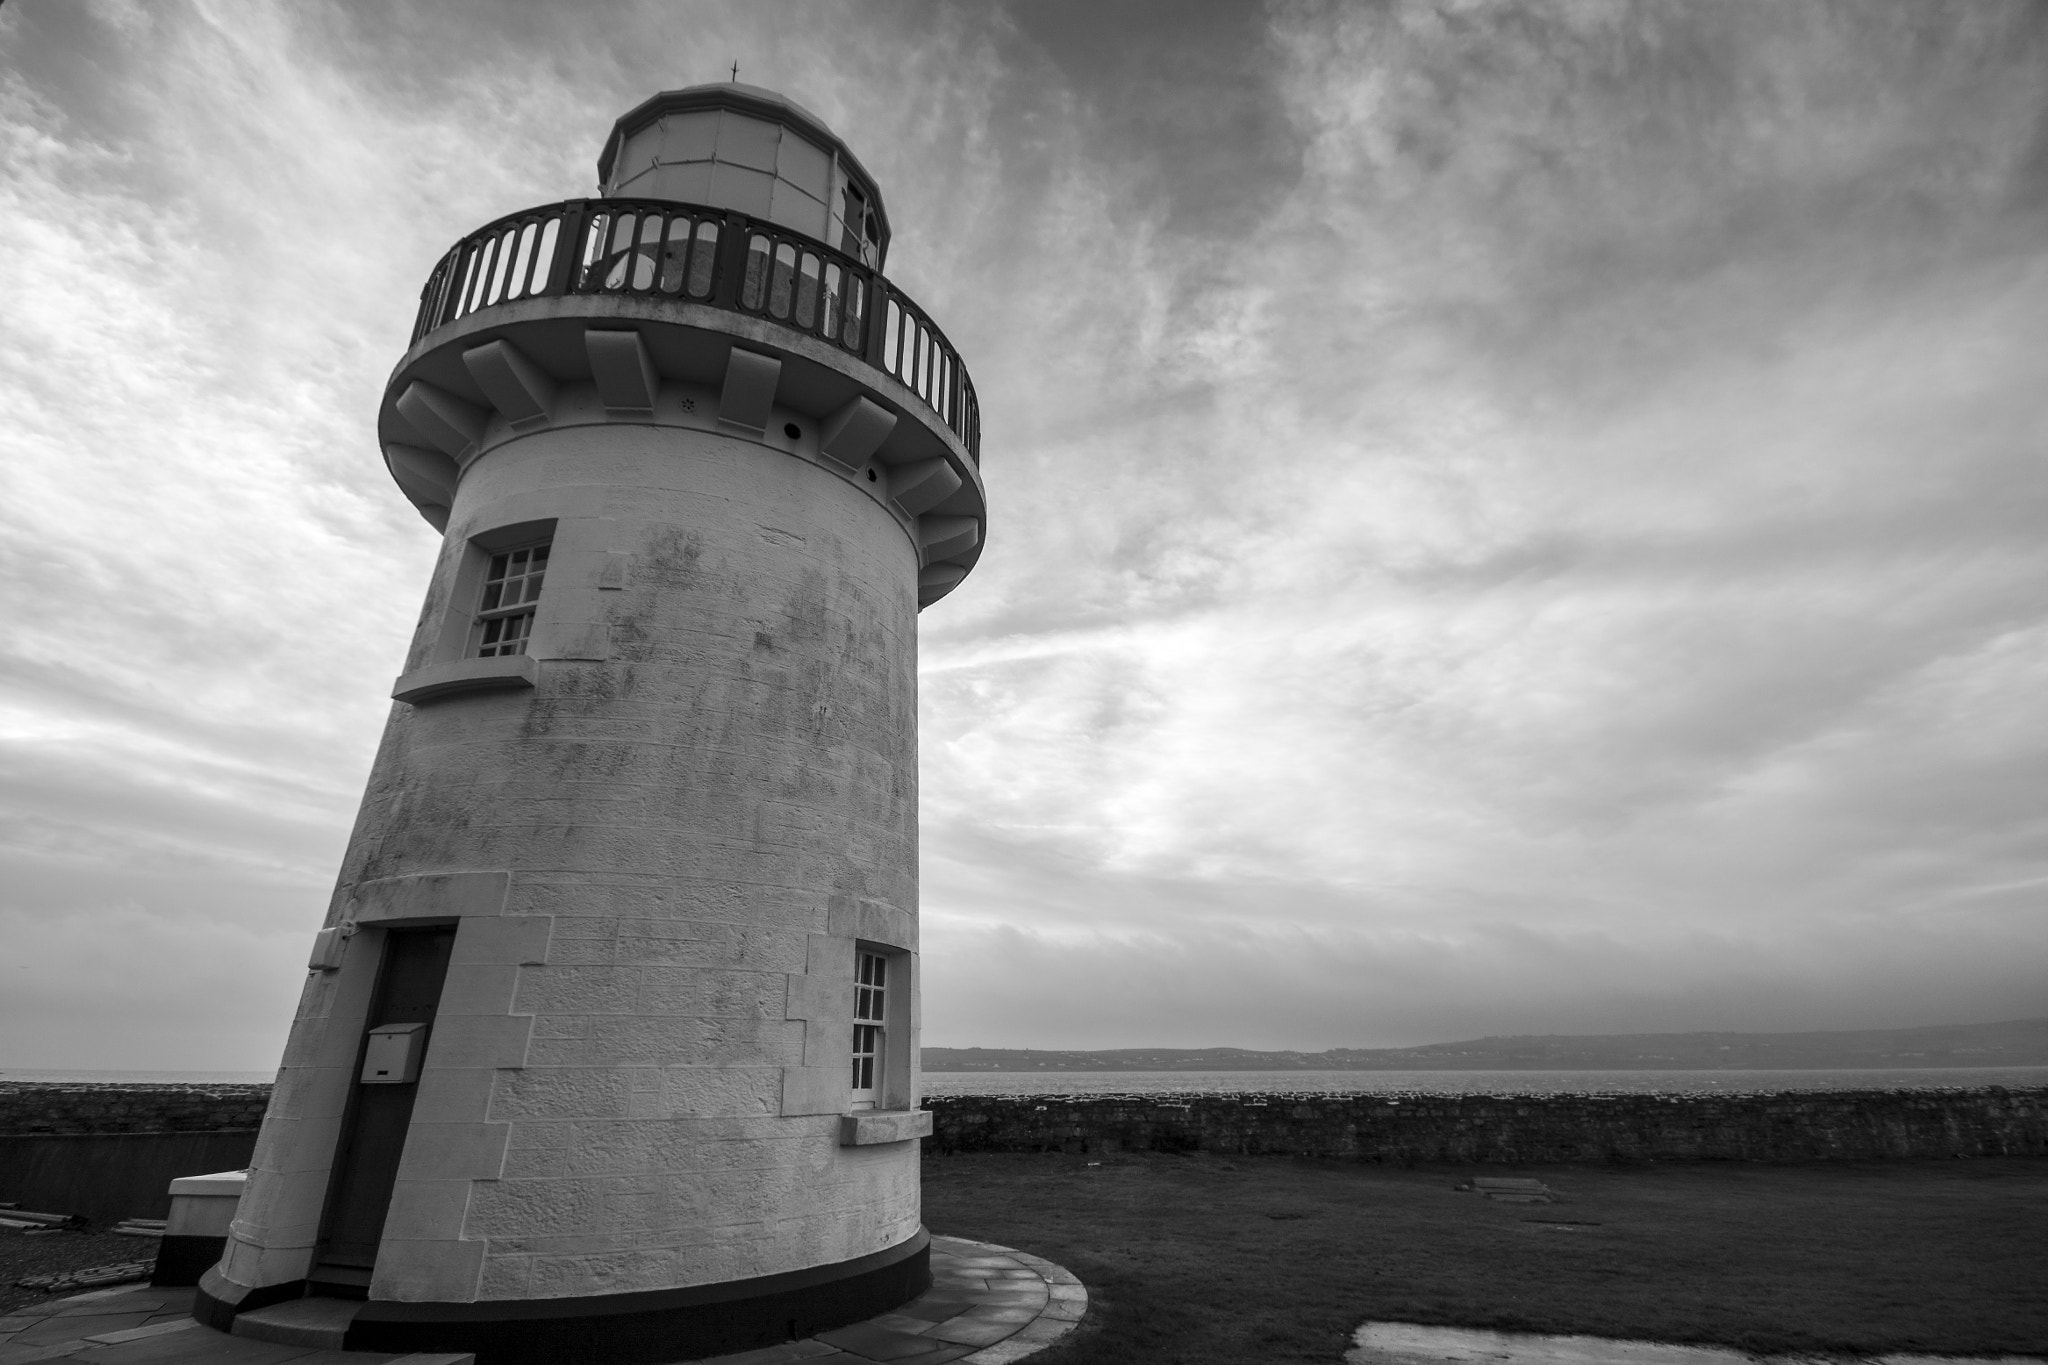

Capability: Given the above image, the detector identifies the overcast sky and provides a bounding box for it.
[3,0,2046,1070]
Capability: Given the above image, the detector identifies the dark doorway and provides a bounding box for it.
[315,925,456,1280]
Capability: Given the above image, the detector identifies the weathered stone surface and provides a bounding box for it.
[216,417,926,1304]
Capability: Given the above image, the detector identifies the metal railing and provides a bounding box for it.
[410,198,980,463]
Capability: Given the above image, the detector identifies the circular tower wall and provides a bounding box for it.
[198,83,981,1365]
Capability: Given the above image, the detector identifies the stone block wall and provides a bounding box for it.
[224,422,927,1306]
[0,1083,271,1135]
[0,1085,270,1223]
[922,1088,2048,1163]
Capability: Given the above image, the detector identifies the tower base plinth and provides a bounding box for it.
[195,1231,931,1365]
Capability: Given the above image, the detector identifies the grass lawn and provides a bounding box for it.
[923,1152,2048,1364]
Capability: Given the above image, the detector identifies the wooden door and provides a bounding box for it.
[316,926,456,1271]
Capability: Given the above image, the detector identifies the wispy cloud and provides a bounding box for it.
[2,0,2044,1065]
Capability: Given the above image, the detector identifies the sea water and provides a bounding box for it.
[918,1065,2048,1097]
[6,1065,2043,1097]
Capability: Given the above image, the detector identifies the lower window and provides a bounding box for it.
[850,949,887,1110]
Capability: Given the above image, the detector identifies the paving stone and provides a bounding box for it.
[691,1340,845,1365]
[40,1301,142,1317]
[67,1327,313,1365]
[953,1341,1043,1365]
[873,1346,975,1365]
[0,1342,92,1365]
[814,1324,948,1362]
[78,1324,197,1347]
[0,1239,1084,1365]
[922,1318,1019,1348]
[1349,1324,1744,1365]
[956,1307,1038,1326]
[51,1302,164,1321]
[10,1317,151,1347]
[863,1315,936,1337]
[890,1297,980,1324]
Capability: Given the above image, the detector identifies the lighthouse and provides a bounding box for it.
[196,84,984,1363]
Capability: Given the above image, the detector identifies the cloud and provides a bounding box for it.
[1,0,2044,1065]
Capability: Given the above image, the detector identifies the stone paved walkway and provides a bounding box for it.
[0,1236,1083,1365]
[0,1284,444,1365]
[696,1236,1087,1365]
[1349,1322,2046,1365]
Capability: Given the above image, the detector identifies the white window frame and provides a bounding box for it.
[850,948,888,1111]
[471,540,550,658]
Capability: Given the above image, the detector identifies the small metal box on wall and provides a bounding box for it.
[359,1024,426,1084]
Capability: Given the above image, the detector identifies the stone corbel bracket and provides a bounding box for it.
[377,298,986,608]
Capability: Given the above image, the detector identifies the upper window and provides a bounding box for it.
[851,949,887,1109]
[472,542,549,657]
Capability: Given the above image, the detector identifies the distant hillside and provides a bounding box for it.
[921,1017,2048,1072]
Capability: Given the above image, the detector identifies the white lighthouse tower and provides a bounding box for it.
[195,84,984,1363]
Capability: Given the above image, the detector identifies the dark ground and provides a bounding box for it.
[0,1227,155,1316]
[6,1158,2043,1360]
[923,1152,2048,1364]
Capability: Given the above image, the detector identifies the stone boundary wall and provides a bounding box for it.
[922,1088,2048,1163]
[8,1083,2046,1166]
[0,1084,272,1136]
